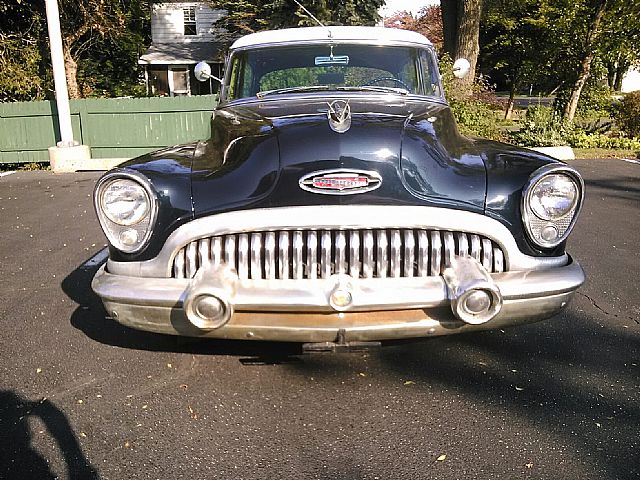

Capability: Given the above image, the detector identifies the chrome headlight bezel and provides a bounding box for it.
[94,171,159,253]
[522,164,584,249]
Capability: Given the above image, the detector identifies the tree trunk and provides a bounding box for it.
[563,0,608,122]
[455,0,482,91]
[440,0,459,58]
[63,46,81,99]
[614,60,628,92]
[505,80,517,120]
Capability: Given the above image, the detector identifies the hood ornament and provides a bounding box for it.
[299,169,382,195]
[327,100,351,133]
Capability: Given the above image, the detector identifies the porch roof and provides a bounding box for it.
[138,42,225,65]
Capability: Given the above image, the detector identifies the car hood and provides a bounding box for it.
[191,95,487,216]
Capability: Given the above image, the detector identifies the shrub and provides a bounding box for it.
[510,105,573,147]
[439,53,505,141]
[615,91,640,138]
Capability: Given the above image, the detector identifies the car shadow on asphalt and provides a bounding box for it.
[62,249,303,361]
[0,391,100,480]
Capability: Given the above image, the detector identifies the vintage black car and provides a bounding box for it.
[92,26,585,349]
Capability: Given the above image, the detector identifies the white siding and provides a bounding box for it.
[151,3,225,43]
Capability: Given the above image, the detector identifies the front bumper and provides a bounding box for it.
[92,258,585,342]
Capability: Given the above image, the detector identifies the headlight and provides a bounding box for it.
[529,174,578,221]
[522,166,583,248]
[101,179,150,226]
[94,173,157,253]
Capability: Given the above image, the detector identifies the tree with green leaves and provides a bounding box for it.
[384,6,444,51]
[0,0,149,101]
[208,0,385,43]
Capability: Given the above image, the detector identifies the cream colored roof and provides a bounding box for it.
[231,26,432,50]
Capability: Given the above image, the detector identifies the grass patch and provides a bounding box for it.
[573,148,639,159]
[0,162,50,172]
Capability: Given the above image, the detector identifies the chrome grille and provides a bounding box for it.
[172,229,506,280]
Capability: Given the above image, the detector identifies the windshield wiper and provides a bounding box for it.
[256,85,331,98]
[336,86,409,95]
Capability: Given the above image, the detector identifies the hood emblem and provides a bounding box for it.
[299,169,382,195]
[327,100,351,133]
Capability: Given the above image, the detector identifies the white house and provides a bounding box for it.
[139,2,226,96]
[621,68,640,93]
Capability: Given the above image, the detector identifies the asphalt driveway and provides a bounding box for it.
[0,158,638,479]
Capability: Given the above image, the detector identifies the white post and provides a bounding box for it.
[45,0,74,145]
[44,0,91,172]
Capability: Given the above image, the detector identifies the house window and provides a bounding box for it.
[183,6,197,36]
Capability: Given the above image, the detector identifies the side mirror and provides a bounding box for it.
[194,61,223,84]
[452,58,471,79]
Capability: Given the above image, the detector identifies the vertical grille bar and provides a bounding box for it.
[335,231,347,274]
[493,247,504,273]
[224,235,236,270]
[362,230,374,278]
[198,238,211,269]
[186,242,198,278]
[211,237,222,267]
[417,230,429,277]
[320,230,332,278]
[174,248,185,279]
[307,230,318,280]
[278,231,290,279]
[264,232,276,279]
[250,233,262,279]
[237,233,249,279]
[456,232,469,257]
[481,238,493,271]
[349,231,360,278]
[390,229,402,277]
[293,231,304,279]
[376,230,389,278]
[470,234,481,262]
[403,230,415,277]
[430,231,442,275]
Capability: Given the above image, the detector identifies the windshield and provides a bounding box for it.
[225,44,442,101]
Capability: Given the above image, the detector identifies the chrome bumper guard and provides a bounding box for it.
[93,256,585,342]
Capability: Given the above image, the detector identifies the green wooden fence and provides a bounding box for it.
[0,95,218,164]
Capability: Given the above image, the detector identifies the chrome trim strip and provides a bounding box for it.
[107,206,570,277]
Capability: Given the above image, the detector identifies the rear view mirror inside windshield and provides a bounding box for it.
[315,55,349,65]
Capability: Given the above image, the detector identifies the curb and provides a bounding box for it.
[528,146,575,161]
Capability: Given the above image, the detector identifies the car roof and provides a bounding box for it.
[230,26,433,50]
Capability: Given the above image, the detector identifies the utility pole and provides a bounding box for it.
[45,0,91,171]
